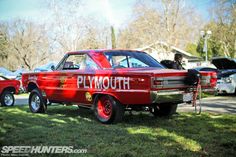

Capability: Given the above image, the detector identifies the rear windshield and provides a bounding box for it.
[104,51,164,69]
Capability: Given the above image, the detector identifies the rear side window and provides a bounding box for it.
[104,51,164,69]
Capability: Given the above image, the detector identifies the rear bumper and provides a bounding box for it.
[150,88,215,104]
[150,90,189,104]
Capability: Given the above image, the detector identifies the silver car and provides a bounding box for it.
[212,57,236,94]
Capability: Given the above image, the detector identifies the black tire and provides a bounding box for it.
[94,95,124,124]
[0,90,15,107]
[29,89,47,113]
[151,103,178,117]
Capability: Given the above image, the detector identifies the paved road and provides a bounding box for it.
[14,95,236,114]
[178,96,236,114]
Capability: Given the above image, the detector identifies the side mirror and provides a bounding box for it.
[51,65,55,71]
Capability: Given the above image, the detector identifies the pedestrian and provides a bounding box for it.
[172,53,185,70]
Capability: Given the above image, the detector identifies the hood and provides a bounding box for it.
[212,58,236,70]
[217,69,236,78]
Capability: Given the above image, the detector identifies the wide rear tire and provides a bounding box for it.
[29,89,47,113]
[94,95,124,124]
[151,103,178,117]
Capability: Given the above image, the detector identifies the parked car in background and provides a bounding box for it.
[194,67,218,73]
[34,62,56,72]
[212,57,236,95]
[0,75,20,106]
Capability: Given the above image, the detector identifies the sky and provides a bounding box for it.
[0,0,214,28]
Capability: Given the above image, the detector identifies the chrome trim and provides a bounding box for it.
[150,90,191,104]
[151,75,213,89]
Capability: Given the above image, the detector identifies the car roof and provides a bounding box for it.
[66,49,145,55]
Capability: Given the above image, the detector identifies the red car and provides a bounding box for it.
[22,50,217,123]
[0,75,20,106]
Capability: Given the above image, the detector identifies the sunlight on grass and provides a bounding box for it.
[127,127,202,152]
[1,106,235,156]
[50,118,67,124]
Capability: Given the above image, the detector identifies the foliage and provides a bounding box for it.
[118,1,204,50]
[0,25,8,60]
[205,0,236,58]
[1,105,236,157]
[185,43,200,57]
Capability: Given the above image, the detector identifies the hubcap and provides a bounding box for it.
[4,94,13,106]
[97,97,112,119]
[31,94,40,111]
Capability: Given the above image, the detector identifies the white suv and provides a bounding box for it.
[212,57,236,95]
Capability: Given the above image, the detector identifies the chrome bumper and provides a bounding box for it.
[150,88,215,104]
[150,90,187,104]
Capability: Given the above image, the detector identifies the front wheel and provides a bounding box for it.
[0,91,15,107]
[94,95,124,124]
[29,89,47,113]
[151,103,178,117]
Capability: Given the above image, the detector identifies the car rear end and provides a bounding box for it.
[150,69,217,104]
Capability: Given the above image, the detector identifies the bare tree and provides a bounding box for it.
[118,0,204,50]
[7,20,50,70]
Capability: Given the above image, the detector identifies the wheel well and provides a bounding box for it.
[2,87,16,94]
[92,93,120,104]
[27,83,38,92]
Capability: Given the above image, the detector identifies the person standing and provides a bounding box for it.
[172,53,185,70]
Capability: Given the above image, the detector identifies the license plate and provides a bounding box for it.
[183,93,193,102]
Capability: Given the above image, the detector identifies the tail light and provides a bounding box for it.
[151,77,163,88]
[210,74,217,87]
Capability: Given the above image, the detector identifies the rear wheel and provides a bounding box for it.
[151,103,178,117]
[29,89,47,113]
[94,95,124,124]
[0,91,15,107]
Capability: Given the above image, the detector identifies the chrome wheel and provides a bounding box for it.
[31,94,40,111]
[4,93,14,106]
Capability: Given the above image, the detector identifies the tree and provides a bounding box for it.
[48,0,109,53]
[5,20,50,70]
[118,0,204,50]
[185,43,200,57]
[208,0,236,58]
[0,24,9,60]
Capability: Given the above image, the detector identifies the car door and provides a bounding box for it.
[46,53,99,103]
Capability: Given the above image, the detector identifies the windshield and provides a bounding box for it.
[104,51,164,69]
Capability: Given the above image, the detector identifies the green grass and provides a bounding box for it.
[0,105,236,157]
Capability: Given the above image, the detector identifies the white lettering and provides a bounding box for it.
[88,76,94,88]
[77,76,83,88]
[95,77,103,89]
[103,77,110,89]
[123,77,130,89]
[110,77,116,89]
[84,76,89,89]
[77,75,130,90]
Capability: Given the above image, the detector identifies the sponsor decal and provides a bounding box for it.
[85,92,92,102]
[77,76,130,90]
[59,76,66,87]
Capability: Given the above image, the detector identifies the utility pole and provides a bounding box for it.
[200,30,212,62]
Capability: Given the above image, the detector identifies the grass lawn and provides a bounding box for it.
[0,105,236,157]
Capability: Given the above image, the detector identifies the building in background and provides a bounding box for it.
[136,41,205,69]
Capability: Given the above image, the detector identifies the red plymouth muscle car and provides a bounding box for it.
[22,50,217,123]
[0,75,20,106]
